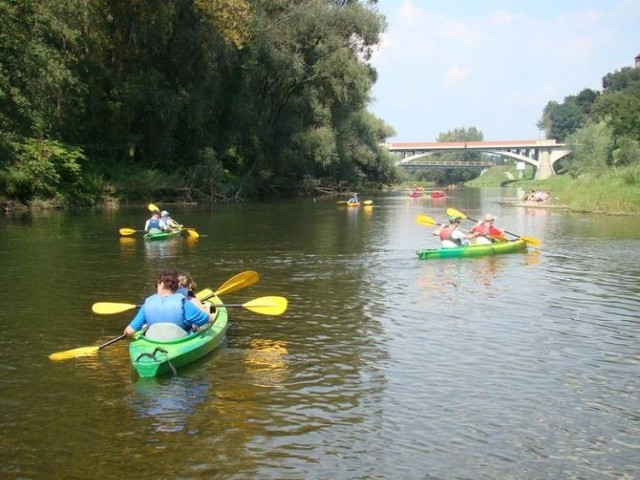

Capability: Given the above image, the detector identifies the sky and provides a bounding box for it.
[369,0,640,142]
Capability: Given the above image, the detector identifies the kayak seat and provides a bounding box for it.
[145,323,189,341]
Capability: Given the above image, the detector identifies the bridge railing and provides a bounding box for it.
[398,160,495,168]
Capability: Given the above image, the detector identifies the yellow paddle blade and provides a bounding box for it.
[336,201,347,204]
[184,228,200,238]
[446,207,467,219]
[363,200,373,205]
[148,203,159,212]
[214,271,259,296]
[119,228,137,236]
[92,302,138,314]
[242,296,288,315]
[521,236,541,247]
[416,215,437,226]
[49,346,99,361]
[195,288,214,300]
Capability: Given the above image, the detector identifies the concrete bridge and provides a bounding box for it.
[384,139,571,180]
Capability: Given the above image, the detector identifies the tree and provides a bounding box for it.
[565,121,613,177]
[537,100,586,141]
[602,67,640,94]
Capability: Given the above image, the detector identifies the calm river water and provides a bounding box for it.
[0,188,638,479]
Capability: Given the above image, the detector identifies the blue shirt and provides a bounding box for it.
[127,293,210,332]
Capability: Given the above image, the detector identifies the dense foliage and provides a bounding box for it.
[537,65,640,179]
[0,0,397,206]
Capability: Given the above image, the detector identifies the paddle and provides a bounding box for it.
[213,296,288,316]
[92,295,287,316]
[446,207,541,247]
[51,271,260,361]
[119,226,199,238]
[147,203,200,238]
[336,200,373,205]
[416,215,438,226]
[119,227,143,236]
[92,270,259,314]
[209,270,259,296]
[49,334,127,361]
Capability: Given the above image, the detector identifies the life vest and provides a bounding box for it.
[147,218,161,230]
[177,286,195,299]
[439,226,462,246]
[471,223,490,236]
[177,286,189,297]
[142,293,185,328]
[471,223,500,242]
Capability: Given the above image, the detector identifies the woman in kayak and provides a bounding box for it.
[178,272,210,313]
[470,214,505,244]
[124,270,210,337]
[433,216,476,248]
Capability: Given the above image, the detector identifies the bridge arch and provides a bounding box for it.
[386,140,572,179]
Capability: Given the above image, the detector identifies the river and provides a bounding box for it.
[0,187,638,479]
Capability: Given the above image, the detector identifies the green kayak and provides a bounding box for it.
[143,228,183,241]
[129,296,228,378]
[416,239,527,260]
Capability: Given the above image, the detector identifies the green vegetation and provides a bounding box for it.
[0,0,396,208]
[466,64,640,215]
[465,164,640,215]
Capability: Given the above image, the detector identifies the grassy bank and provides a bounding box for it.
[464,164,640,215]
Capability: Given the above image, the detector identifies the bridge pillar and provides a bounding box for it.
[535,148,555,180]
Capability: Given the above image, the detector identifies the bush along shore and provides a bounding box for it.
[465,164,640,216]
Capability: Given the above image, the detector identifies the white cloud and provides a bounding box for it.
[369,0,640,141]
[444,66,471,89]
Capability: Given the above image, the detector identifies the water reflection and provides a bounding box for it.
[242,338,289,387]
[127,376,209,433]
[118,237,136,256]
[143,236,198,259]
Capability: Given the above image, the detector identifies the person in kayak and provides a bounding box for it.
[470,214,505,244]
[160,210,181,231]
[433,216,476,248]
[144,210,166,233]
[124,270,210,337]
[347,193,359,204]
[178,272,210,313]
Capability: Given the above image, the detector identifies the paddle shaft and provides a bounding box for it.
[99,334,127,349]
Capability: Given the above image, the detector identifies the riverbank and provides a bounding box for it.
[465,165,640,216]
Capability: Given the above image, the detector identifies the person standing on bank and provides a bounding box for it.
[470,214,505,244]
[124,270,210,337]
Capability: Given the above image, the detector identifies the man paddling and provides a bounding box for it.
[470,214,505,244]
